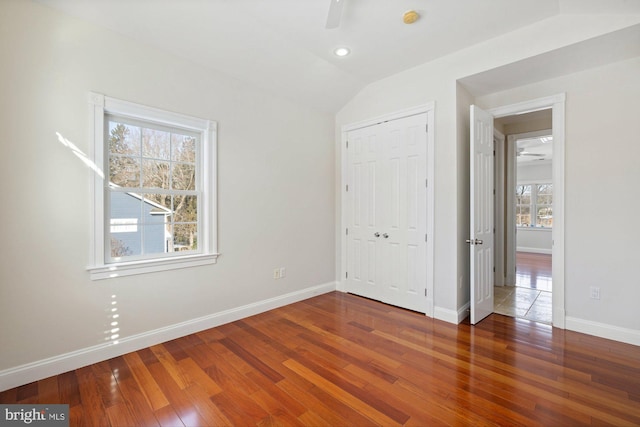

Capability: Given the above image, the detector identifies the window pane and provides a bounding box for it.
[173,223,197,251]
[537,207,553,227]
[516,185,531,205]
[516,215,531,227]
[142,128,171,160]
[172,134,196,163]
[109,156,140,187]
[142,159,170,189]
[537,195,552,205]
[108,122,140,155]
[143,224,170,255]
[144,194,172,224]
[517,205,531,226]
[109,191,142,258]
[110,237,140,258]
[537,184,552,195]
[172,163,196,190]
[173,195,198,223]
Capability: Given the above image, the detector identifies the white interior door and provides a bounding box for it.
[470,105,494,324]
[346,113,428,313]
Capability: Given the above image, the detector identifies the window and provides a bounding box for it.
[88,93,218,280]
[516,183,552,228]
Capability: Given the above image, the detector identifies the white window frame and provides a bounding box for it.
[516,181,552,229]
[87,92,218,280]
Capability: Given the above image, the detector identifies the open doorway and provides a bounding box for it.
[493,110,553,324]
[469,94,564,328]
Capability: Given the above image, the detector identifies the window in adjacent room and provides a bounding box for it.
[88,93,218,280]
[516,183,553,228]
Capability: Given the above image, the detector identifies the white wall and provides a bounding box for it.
[0,0,335,381]
[518,162,552,182]
[517,228,552,254]
[476,56,640,333]
[336,12,640,323]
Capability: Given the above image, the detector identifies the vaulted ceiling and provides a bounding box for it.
[37,0,640,113]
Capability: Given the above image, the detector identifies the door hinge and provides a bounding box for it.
[493,149,496,156]
[346,140,349,148]
[346,228,349,235]
[425,179,428,188]
[493,266,495,273]
[346,272,348,279]
[346,184,349,192]
[425,234,428,242]
[425,124,428,133]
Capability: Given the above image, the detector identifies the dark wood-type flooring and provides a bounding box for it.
[2,291,639,426]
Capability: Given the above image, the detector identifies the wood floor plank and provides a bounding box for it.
[110,371,160,427]
[122,352,170,411]
[75,366,109,427]
[105,402,137,427]
[153,404,185,427]
[2,292,639,426]
[36,376,59,404]
[283,358,406,426]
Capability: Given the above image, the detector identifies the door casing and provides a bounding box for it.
[488,94,566,329]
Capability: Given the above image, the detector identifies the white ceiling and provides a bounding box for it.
[37,0,640,113]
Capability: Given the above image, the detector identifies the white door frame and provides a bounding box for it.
[493,129,506,287]
[489,93,566,329]
[338,103,435,317]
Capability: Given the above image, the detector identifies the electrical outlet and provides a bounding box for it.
[590,286,600,300]
[279,267,286,278]
[273,269,281,279]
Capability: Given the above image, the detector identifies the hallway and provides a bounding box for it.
[494,252,552,323]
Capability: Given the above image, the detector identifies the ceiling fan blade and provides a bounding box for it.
[518,152,544,157]
[326,0,345,29]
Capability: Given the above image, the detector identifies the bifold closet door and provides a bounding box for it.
[346,113,428,313]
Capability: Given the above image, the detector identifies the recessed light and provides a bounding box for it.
[334,47,350,57]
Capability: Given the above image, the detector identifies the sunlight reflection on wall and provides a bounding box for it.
[105,294,120,345]
[56,132,104,179]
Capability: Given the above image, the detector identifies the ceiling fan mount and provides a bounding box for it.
[517,147,544,157]
[326,0,345,29]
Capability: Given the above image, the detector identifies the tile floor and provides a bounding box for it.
[494,286,552,324]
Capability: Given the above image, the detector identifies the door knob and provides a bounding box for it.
[466,239,484,245]
[383,233,389,238]
[374,232,380,237]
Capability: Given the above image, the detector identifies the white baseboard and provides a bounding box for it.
[565,316,640,347]
[517,247,552,255]
[434,302,469,324]
[0,282,337,392]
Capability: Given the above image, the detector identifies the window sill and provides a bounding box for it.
[516,227,552,232]
[88,253,220,280]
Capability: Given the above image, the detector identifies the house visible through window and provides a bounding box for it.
[88,93,218,280]
[516,183,553,228]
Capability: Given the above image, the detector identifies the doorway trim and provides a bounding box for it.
[338,103,435,317]
[489,93,565,329]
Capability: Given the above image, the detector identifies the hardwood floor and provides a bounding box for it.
[2,291,640,426]
[516,252,552,291]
